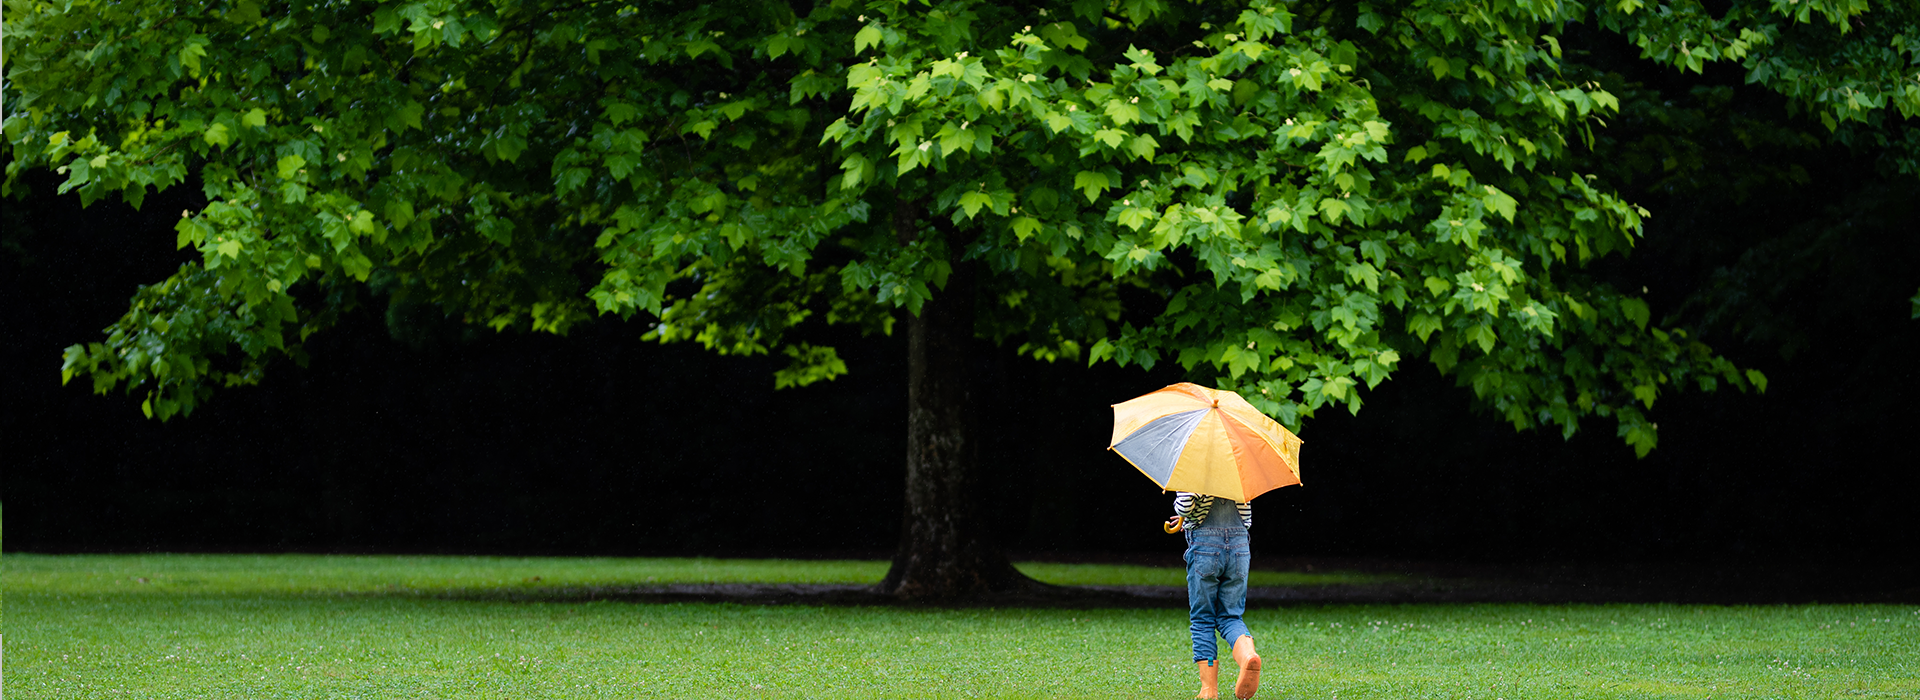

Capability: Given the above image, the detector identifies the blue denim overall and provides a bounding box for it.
[1184,500,1251,662]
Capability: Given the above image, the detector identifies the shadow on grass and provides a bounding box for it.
[435,559,1920,608]
[19,554,1914,608]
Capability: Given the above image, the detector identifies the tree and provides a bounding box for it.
[8,0,1914,598]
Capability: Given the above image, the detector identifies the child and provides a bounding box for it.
[1168,491,1261,699]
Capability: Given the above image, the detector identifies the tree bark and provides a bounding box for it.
[874,202,1039,600]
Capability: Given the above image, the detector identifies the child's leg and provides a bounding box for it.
[1218,530,1260,698]
[1187,577,1221,664]
[1186,532,1225,664]
[1186,530,1227,697]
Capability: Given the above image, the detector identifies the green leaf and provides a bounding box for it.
[1331,42,1359,70]
[1464,324,1497,354]
[1358,240,1390,266]
[938,124,977,156]
[1345,261,1380,292]
[604,153,636,180]
[1362,121,1390,143]
[1620,298,1650,330]
[1632,384,1657,408]
[217,239,242,258]
[1745,369,1768,394]
[1356,11,1386,33]
[604,102,639,126]
[1044,112,1074,133]
[179,38,209,76]
[342,252,373,281]
[854,24,884,54]
[349,210,376,235]
[1123,45,1161,75]
[1039,21,1089,51]
[840,154,872,190]
[276,154,307,179]
[774,344,849,389]
[491,132,527,163]
[385,199,416,230]
[229,0,262,24]
[820,117,850,144]
[958,191,993,219]
[1317,197,1350,224]
[1408,313,1442,343]
[1073,170,1111,202]
[1624,420,1657,458]
[1322,376,1354,400]
[241,108,267,128]
[766,32,800,59]
[202,122,231,148]
[391,101,425,132]
[1484,186,1517,222]
[1128,134,1159,161]
[1011,217,1042,241]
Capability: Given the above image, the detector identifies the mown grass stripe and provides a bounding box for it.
[8,555,1915,699]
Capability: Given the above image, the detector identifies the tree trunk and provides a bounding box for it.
[874,205,1039,600]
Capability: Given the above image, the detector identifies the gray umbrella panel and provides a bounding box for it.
[1110,407,1212,486]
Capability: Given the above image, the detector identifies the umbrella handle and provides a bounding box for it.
[1162,515,1183,534]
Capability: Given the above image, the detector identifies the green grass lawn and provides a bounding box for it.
[6,554,1915,699]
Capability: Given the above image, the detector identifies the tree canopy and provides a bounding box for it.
[10,0,1915,447]
[12,0,1913,455]
[7,0,1912,477]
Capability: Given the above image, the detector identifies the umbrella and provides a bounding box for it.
[1108,383,1303,508]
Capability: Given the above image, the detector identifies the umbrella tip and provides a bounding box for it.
[1212,399,1219,407]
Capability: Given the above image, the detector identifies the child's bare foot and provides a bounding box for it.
[1195,660,1219,699]
[1232,636,1261,699]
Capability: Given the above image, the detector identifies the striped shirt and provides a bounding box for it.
[1172,492,1252,530]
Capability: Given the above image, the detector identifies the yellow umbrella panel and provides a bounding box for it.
[1108,383,1303,502]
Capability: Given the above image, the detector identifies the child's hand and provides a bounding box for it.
[1162,515,1183,533]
